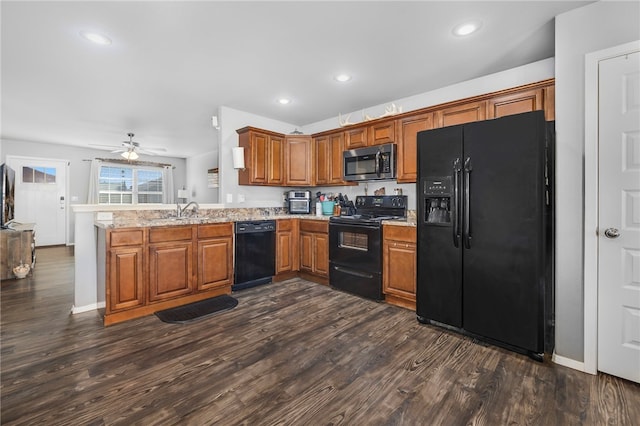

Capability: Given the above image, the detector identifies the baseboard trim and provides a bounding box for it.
[552,352,591,374]
[71,301,105,314]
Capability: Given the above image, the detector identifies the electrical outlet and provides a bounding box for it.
[238,194,245,203]
[226,193,233,203]
[96,212,113,221]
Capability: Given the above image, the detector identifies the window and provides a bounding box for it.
[22,166,56,184]
[98,165,163,204]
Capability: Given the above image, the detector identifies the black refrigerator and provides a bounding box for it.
[416,110,553,360]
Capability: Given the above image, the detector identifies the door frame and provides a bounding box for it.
[584,40,640,375]
[5,155,71,246]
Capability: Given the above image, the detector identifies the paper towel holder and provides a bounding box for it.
[232,147,245,170]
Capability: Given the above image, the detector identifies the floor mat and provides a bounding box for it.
[155,295,238,324]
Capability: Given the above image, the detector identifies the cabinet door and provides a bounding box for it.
[329,132,346,184]
[268,135,284,185]
[108,247,144,312]
[198,237,233,291]
[396,112,433,183]
[313,232,329,277]
[251,131,269,184]
[383,240,417,301]
[285,135,312,186]
[314,136,330,185]
[436,101,487,128]
[368,120,395,146]
[487,88,543,119]
[345,126,367,149]
[276,230,293,274]
[299,232,313,273]
[148,242,193,302]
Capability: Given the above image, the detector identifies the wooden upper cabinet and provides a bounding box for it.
[237,127,284,186]
[285,135,313,186]
[436,101,487,128]
[315,131,350,186]
[329,132,348,184]
[544,85,555,121]
[487,88,544,119]
[396,112,433,183]
[249,131,268,184]
[368,120,396,146]
[344,126,367,149]
[314,135,330,185]
[268,134,284,185]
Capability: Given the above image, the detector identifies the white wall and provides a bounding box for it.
[0,138,187,244]
[554,1,640,363]
[186,150,219,203]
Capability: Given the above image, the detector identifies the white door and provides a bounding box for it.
[597,50,640,383]
[6,157,67,247]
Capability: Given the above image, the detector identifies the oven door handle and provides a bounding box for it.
[329,222,379,231]
[333,265,375,279]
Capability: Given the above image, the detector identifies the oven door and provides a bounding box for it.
[329,222,381,272]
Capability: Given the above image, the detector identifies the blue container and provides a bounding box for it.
[321,201,335,215]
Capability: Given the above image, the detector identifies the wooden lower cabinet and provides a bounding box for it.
[275,219,299,277]
[108,246,144,311]
[103,224,233,326]
[197,223,233,291]
[299,220,328,282]
[148,242,193,302]
[382,225,417,310]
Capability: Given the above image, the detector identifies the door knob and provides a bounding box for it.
[604,228,620,239]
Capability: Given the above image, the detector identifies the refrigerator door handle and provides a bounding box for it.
[463,157,472,249]
[452,158,462,248]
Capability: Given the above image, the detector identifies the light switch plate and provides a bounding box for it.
[226,193,233,203]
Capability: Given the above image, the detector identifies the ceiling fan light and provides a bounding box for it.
[121,150,139,160]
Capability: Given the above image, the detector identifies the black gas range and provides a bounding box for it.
[328,196,407,300]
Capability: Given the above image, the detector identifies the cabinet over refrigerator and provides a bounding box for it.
[416,111,554,360]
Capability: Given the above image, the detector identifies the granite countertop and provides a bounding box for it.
[95,213,333,229]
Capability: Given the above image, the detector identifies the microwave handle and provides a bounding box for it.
[375,150,381,177]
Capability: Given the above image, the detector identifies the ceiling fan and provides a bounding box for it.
[89,133,167,160]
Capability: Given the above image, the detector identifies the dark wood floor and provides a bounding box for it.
[1,247,639,425]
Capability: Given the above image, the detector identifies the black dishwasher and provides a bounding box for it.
[233,220,276,291]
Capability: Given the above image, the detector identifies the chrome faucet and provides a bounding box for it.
[176,201,200,217]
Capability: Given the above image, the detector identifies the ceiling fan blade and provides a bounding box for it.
[89,143,122,149]
[136,149,157,155]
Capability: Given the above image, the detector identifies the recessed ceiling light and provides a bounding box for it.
[452,21,482,37]
[334,74,352,82]
[80,31,112,46]
[277,98,291,105]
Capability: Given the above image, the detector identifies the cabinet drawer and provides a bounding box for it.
[277,219,293,232]
[383,225,416,243]
[299,220,328,233]
[149,226,193,243]
[198,223,233,239]
[110,229,144,247]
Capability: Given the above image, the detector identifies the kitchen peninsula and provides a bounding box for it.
[72,204,415,325]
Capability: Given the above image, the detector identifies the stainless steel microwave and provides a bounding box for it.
[343,143,396,181]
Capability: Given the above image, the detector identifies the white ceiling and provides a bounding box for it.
[1,1,590,158]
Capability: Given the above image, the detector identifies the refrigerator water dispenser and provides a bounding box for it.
[423,176,452,225]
